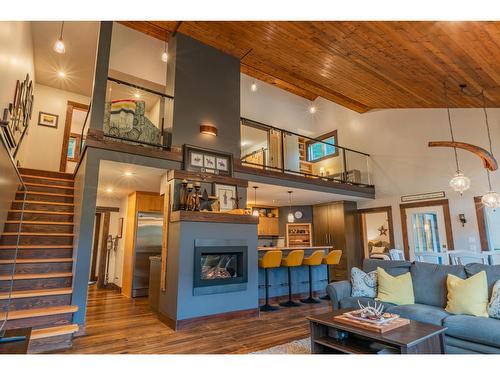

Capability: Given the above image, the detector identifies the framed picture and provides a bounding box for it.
[67,133,84,162]
[213,183,236,211]
[183,145,233,176]
[38,111,58,128]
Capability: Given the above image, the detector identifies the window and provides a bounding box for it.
[307,130,338,162]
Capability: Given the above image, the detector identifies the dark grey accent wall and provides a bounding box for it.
[278,205,313,236]
[167,33,241,157]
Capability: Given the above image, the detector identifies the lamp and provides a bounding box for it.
[443,81,470,194]
[480,90,500,209]
[161,31,168,62]
[287,191,295,223]
[251,82,257,92]
[252,186,259,216]
[309,103,317,114]
[53,21,66,54]
[200,124,217,136]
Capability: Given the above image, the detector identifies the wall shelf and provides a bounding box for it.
[170,210,259,224]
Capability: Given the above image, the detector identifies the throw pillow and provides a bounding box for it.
[445,271,489,317]
[376,267,415,305]
[371,246,386,254]
[351,267,377,298]
[488,279,500,319]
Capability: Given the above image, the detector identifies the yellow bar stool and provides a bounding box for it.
[279,250,305,307]
[300,250,325,304]
[258,250,283,311]
[320,250,342,300]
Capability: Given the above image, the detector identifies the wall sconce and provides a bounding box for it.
[459,213,467,227]
[200,124,217,136]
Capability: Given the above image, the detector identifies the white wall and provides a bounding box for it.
[240,75,500,253]
[18,84,90,171]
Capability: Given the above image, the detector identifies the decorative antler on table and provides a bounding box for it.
[357,300,385,319]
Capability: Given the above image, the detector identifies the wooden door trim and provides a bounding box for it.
[59,101,89,172]
[400,199,454,260]
[90,213,102,282]
[357,206,395,250]
[97,211,111,288]
[474,196,490,251]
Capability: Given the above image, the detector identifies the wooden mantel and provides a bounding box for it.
[170,210,258,224]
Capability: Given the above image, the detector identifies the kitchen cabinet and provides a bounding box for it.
[258,216,279,236]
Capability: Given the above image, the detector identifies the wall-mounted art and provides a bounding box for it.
[213,183,236,211]
[183,144,233,176]
[38,111,59,128]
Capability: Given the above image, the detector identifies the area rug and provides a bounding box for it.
[252,338,311,354]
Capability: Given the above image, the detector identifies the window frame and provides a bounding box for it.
[306,130,339,162]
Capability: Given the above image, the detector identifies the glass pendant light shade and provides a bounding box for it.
[482,191,500,209]
[53,38,65,54]
[287,212,295,223]
[287,190,294,222]
[161,51,168,62]
[252,209,259,217]
[252,186,259,216]
[449,171,471,194]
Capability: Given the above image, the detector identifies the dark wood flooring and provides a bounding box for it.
[59,286,331,354]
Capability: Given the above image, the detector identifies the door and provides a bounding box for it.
[405,206,448,263]
[313,204,329,246]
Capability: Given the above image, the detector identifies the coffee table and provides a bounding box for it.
[307,309,447,354]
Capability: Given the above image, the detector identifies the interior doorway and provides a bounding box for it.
[60,100,90,173]
[474,196,500,265]
[400,199,454,263]
[358,206,395,259]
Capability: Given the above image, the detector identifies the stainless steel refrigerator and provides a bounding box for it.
[133,212,163,297]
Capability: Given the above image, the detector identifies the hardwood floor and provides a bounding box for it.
[59,286,330,354]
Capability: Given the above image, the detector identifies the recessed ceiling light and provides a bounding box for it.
[123,171,134,177]
[134,92,141,98]
[105,187,113,193]
[309,104,317,114]
[57,71,66,78]
[250,82,258,92]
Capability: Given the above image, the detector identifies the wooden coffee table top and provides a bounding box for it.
[307,309,447,348]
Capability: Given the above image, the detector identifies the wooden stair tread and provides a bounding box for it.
[20,174,74,182]
[13,200,74,206]
[0,272,73,281]
[0,287,73,299]
[24,182,75,190]
[1,232,75,236]
[31,324,79,340]
[0,245,73,249]
[0,305,78,320]
[9,210,74,215]
[5,221,74,225]
[18,191,75,198]
[0,258,73,265]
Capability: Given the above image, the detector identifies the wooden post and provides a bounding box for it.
[161,182,172,291]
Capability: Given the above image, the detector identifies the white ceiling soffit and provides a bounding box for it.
[31,21,99,97]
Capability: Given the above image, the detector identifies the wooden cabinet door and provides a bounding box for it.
[258,217,279,236]
[313,205,329,246]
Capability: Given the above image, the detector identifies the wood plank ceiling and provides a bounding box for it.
[120,21,500,113]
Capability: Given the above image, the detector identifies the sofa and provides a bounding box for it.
[326,259,500,354]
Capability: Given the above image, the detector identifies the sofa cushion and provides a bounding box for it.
[363,259,412,276]
[410,261,466,308]
[376,267,415,305]
[339,296,395,310]
[465,263,500,297]
[443,315,500,348]
[446,271,489,317]
[351,267,377,298]
[489,280,500,319]
[386,303,449,326]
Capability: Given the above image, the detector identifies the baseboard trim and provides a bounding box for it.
[158,308,259,331]
[259,291,325,305]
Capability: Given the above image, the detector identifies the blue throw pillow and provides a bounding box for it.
[488,280,500,319]
[351,267,377,298]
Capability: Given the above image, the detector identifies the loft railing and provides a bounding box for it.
[240,117,373,187]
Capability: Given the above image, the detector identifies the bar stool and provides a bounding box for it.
[300,250,324,304]
[258,250,283,311]
[320,250,342,300]
[279,250,305,307]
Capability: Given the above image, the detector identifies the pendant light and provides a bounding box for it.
[444,81,471,194]
[53,21,66,54]
[252,186,259,216]
[287,191,295,223]
[161,36,168,62]
[250,82,257,92]
[480,91,500,209]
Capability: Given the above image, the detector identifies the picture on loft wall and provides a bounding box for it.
[183,144,233,176]
[38,111,58,128]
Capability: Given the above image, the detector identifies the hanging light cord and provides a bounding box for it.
[59,21,65,40]
[443,80,460,173]
[482,90,494,191]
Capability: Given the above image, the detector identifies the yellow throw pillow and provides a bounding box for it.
[445,271,488,317]
[376,267,415,305]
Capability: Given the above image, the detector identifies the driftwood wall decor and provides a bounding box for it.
[428,141,498,171]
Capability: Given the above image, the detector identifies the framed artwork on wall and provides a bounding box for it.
[67,133,85,162]
[38,111,59,128]
[213,183,236,211]
[183,144,233,176]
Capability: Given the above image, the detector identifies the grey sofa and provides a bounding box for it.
[326,259,500,354]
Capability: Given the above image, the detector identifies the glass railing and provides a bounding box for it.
[240,118,372,187]
[103,77,174,149]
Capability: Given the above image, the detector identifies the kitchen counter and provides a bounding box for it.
[258,246,333,251]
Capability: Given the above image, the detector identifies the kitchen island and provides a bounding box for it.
[257,246,335,302]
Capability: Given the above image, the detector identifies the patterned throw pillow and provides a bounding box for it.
[488,280,500,319]
[351,267,378,298]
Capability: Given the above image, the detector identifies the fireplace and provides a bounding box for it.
[194,239,248,289]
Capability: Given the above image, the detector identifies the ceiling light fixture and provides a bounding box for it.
[134,92,141,99]
[309,103,317,114]
[287,191,295,223]
[200,124,217,137]
[53,21,66,54]
[252,186,259,217]
[480,90,500,209]
[250,82,257,92]
[105,187,113,193]
[124,171,134,177]
[57,71,66,78]
[161,32,168,62]
[444,81,470,195]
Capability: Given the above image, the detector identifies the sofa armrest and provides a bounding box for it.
[326,280,352,310]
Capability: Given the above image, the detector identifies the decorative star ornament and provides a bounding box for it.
[378,225,388,236]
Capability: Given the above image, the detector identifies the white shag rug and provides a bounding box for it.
[252,338,311,354]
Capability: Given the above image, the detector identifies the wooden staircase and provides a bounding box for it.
[0,168,79,353]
